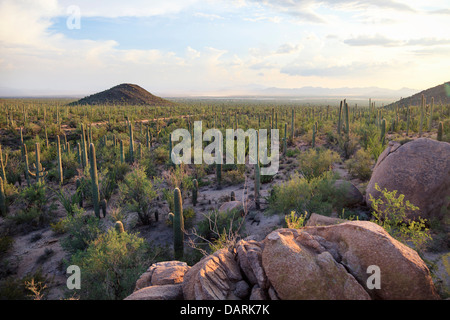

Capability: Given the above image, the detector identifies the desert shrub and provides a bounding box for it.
[345,148,374,181]
[366,132,385,162]
[337,133,359,159]
[223,169,245,185]
[68,228,155,300]
[8,182,56,227]
[196,209,244,250]
[268,171,347,216]
[51,187,80,216]
[284,211,307,229]
[369,183,431,251]
[153,146,169,165]
[0,235,14,257]
[118,166,157,225]
[0,269,51,300]
[297,148,340,181]
[60,208,102,254]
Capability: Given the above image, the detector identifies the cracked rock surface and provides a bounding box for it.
[126,220,440,300]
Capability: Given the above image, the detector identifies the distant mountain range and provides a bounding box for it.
[0,84,419,100]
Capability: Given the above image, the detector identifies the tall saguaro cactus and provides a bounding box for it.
[28,143,47,184]
[128,123,134,163]
[0,176,7,216]
[419,94,425,137]
[380,119,386,146]
[56,135,63,185]
[437,121,443,141]
[169,188,184,260]
[255,163,260,210]
[0,145,7,184]
[89,143,100,219]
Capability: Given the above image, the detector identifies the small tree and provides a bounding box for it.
[118,165,157,225]
[69,228,151,300]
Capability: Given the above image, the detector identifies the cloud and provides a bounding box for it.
[276,43,302,54]
[344,34,404,47]
[244,0,416,24]
[193,12,225,20]
[280,61,395,77]
[344,35,450,47]
[57,0,200,18]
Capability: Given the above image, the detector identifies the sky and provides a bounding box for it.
[0,0,449,97]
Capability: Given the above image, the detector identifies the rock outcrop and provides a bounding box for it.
[125,220,440,300]
[366,138,450,223]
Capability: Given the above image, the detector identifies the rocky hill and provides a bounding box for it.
[68,83,173,106]
[388,81,450,107]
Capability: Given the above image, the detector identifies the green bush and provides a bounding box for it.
[118,166,157,225]
[369,183,431,251]
[69,228,153,300]
[60,208,102,254]
[268,171,347,216]
[345,148,374,181]
[298,148,340,181]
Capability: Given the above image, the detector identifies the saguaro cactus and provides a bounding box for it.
[128,123,134,163]
[28,143,47,184]
[255,163,260,210]
[312,124,316,148]
[169,188,184,259]
[437,121,443,141]
[216,150,222,189]
[428,97,434,132]
[0,176,7,216]
[419,94,425,137]
[380,119,386,145]
[120,140,125,164]
[89,143,100,219]
[406,107,410,136]
[23,144,31,186]
[56,136,63,185]
[337,101,343,135]
[0,145,7,184]
[115,221,125,234]
[291,108,295,142]
[100,199,107,218]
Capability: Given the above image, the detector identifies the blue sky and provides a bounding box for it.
[1,0,450,96]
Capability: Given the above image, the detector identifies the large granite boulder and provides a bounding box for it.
[365,138,450,222]
[262,228,371,300]
[304,221,439,299]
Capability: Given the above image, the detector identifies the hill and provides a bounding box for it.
[387,81,450,107]
[68,83,173,106]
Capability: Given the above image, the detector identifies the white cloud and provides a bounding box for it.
[57,0,200,18]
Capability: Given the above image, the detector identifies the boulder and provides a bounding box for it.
[124,284,183,300]
[134,261,190,291]
[218,201,244,216]
[334,180,364,207]
[262,228,371,300]
[303,221,440,300]
[182,248,243,300]
[235,239,268,290]
[366,138,450,222]
[305,213,346,226]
